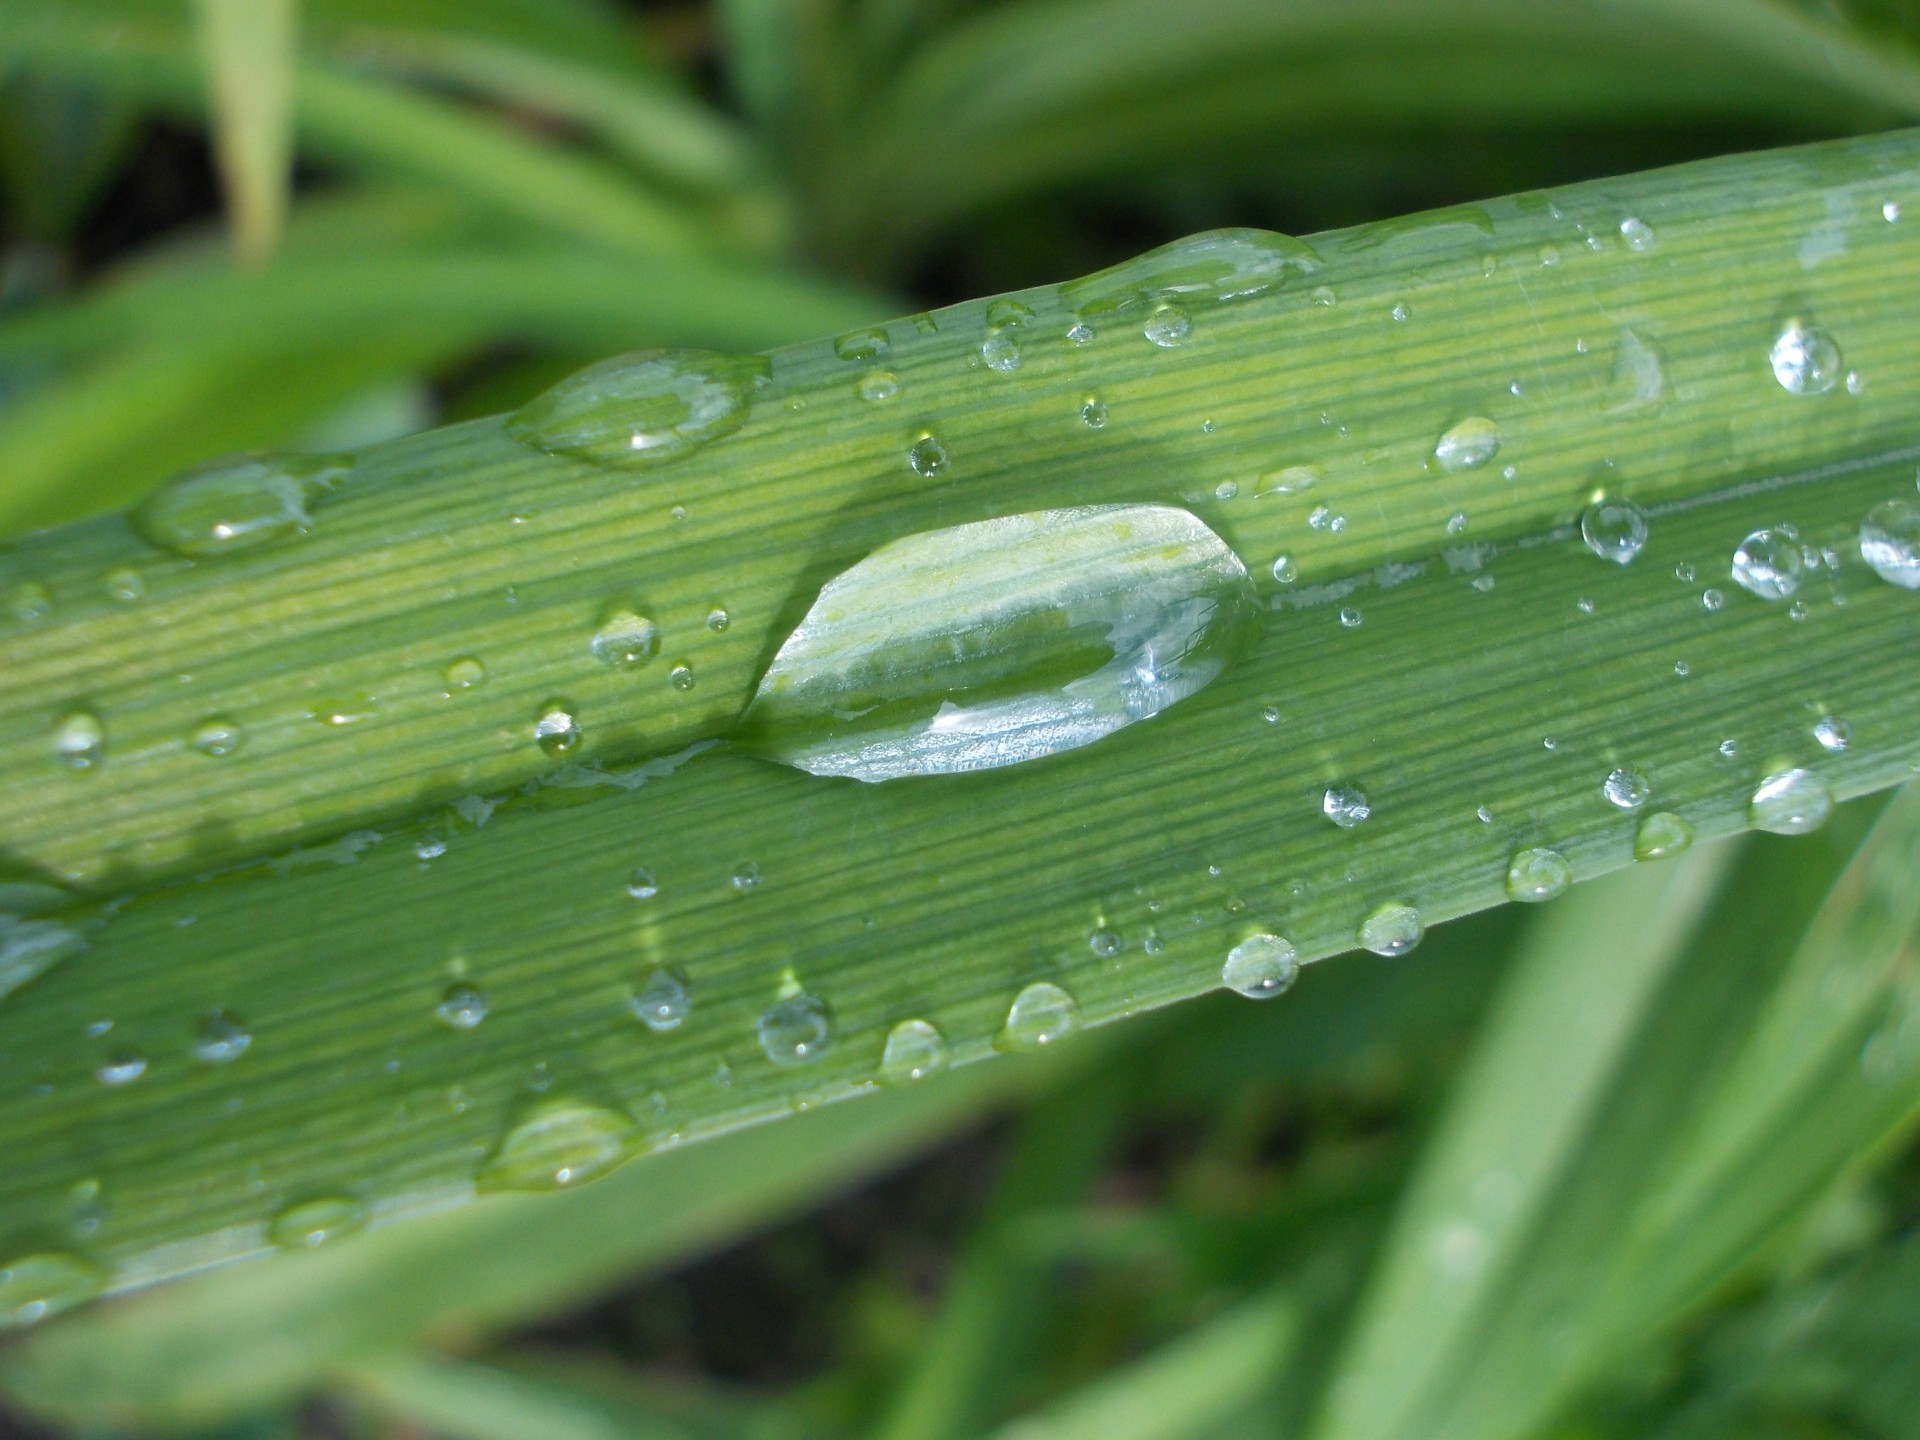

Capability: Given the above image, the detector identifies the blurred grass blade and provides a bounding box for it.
[989,1289,1299,1440]
[1313,784,1920,1440]
[0,75,135,245]
[193,0,298,265]
[1311,845,1738,1440]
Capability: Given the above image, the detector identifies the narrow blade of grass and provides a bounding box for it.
[192,0,298,265]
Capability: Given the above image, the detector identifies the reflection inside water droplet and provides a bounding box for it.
[1222,934,1298,998]
[879,1019,949,1083]
[996,982,1080,1050]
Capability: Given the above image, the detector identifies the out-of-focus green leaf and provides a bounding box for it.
[0,75,135,243]
[193,0,298,265]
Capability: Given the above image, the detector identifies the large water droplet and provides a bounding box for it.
[1433,417,1500,472]
[591,608,659,667]
[1769,321,1841,395]
[1505,847,1571,903]
[267,1194,368,1250]
[192,1009,252,1063]
[1618,216,1656,251]
[1221,934,1299,998]
[1731,528,1803,600]
[630,969,690,1032]
[436,983,489,1031]
[535,700,582,757]
[981,329,1022,371]
[132,452,350,559]
[0,915,87,1004]
[1633,812,1695,861]
[507,350,768,468]
[740,505,1258,782]
[1322,783,1371,829]
[1860,498,1920,588]
[878,1019,949,1083]
[995,982,1080,1050]
[0,1251,104,1328]
[478,1099,640,1191]
[1580,500,1649,565]
[1359,902,1424,957]
[1061,229,1324,321]
[758,992,832,1065]
[1749,769,1832,835]
[1603,767,1652,810]
[1143,306,1191,347]
[52,711,104,770]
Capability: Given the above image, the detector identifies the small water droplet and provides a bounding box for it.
[534,700,582,757]
[104,568,145,602]
[591,608,659,667]
[1576,597,1596,616]
[1633,812,1695,861]
[1390,301,1411,322]
[834,327,889,361]
[1675,562,1696,582]
[1080,397,1108,429]
[1222,934,1298,999]
[878,1019,948,1083]
[312,693,374,727]
[668,663,695,691]
[1537,246,1562,267]
[1618,216,1655,250]
[857,370,899,402]
[1143,305,1191,347]
[508,350,768,468]
[1213,480,1239,501]
[758,992,832,1065]
[1308,505,1347,532]
[1338,606,1362,629]
[1719,738,1739,760]
[1261,705,1281,723]
[1769,320,1842,395]
[1062,228,1323,320]
[1505,847,1572,903]
[52,711,105,771]
[1323,783,1371,828]
[1814,716,1851,752]
[1271,555,1296,584]
[1471,574,1495,593]
[96,1053,147,1086]
[0,1251,105,1327]
[1674,660,1691,677]
[8,582,51,622]
[1446,511,1469,535]
[1731,527,1804,600]
[414,838,446,860]
[624,866,658,899]
[1311,284,1336,306]
[730,862,761,891]
[1067,320,1094,344]
[995,982,1080,1051]
[1603,767,1652,810]
[267,1194,367,1250]
[479,1099,639,1191]
[1884,199,1903,222]
[189,717,244,757]
[192,1010,251,1063]
[705,607,730,632]
[0,916,88,1003]
[1258,465,1319,497]
[981,329,1022,371]
[1747,768,1832,835]
[436,983,488,1031]
[1702,588,1726,612]
[444,656,486,690]
[908,433,949,477]
[1359,902,1424,957]
[1860,498,1920,588]
[1476,805,1494,823]
[1846,369,1866,395]
[1579,500,1649,565]
[1433,416,1500,472]
[133,452,350,558]
[630,969,690,1031]
[1089,926,1122,958]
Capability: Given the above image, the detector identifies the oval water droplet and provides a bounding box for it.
[740,505,1259,782]
[1633,811,1695,861]
[267,1194,367,1250]
[1618,216,1656,250]
[1505,847,1572,903]
[52,711,104,770]
[624,866,659,900]
[1749,769,1832,835]
[0,915,88,1003]
[669,663,695,691]
[0,1251,105,1328]
[995,981,1080,1051]
[1603,767,1652,810]
[535,700,582,757]
[192,1009,251,1063]
[1814,716,1851,752]
[981,329,1022,371]
[1271,556,1297,584]
[189,717,245,757]
[758,992,832,1065]
[436,983,488,1031]
[96,1053,146,1086]
[1322,783,1371,828]
[878,1019,949,1083]
[104,567,145,602]
[1061,229,1323,320]
[1579,500,1649,565]
[834,328,889,361]
[1769,320,1841,395]
[857,370,899,402]
[630,969,690,1032]
[444,656,487,690]
[706,607,730,631]
[1222,934,1298,999]
[1731,527,1803,600]
[908,433,949,477]
[1606,330,1669,414]
[478,1098,640,1191]
[1143,305,1191,347]
[508,350,768,468]
[591,609,659,667]
[1080,397,1109,429]
[1359,902,1424,957]
[1088,926,1122,958]
[133,452,350,559]
[1433,416,1500,472]
[1860,498,1920,588]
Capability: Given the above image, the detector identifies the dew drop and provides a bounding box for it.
[1222,934,1298,999]
[1579,500,1649,565]
[1089,927,1122,958]
[52,711,105,770]
[1633,812,1695,861]
[1271,555,1297,584]
[535,700,582,757]
[1749,769,1833,835]
[1080,397,1109,429]
[1433,416,1500,472]
[1885,200,1903,223]
[1061,229,1323,319]
[591,608,659,666]
[1447,511,1469,535]
[624,866,658,900]
[189,717,245,757]
[878,1019,949,1083]
[1311,285,1336,306]
[312,694,374,726]
[0,1251,105,1328]
[1859,498,1920,588]
[1338,606,1362,629]
[1258,464,1319,496]
[1603,767,1652,810]
[192,1009,251,1063]
[1143,305,1191,347]
[96,1053,147,1086]
[132,452,350,559]
[104,568,145,602]
[444,656,487,690]
[1322,783,1371,828]
[8,582,51,622]
[630,969,691,1032]
[1619,216,1656,250]
[508,350,768,467]
[1769,320,1842,395]
[995,981,1080,1051]
[857,370,899,402]
[908,433,949,477]
[1067,321,1094,344]
[414,838,446,860]
[1814,716,1851,752]
[758,992,832,1065]
[669,663,694,691]
[981,329,1022,371]
[0,916,88,1003]
[1702,588,1726,612]
[730,862,761,891]
[834,328,889,361]
[1390,301,1411,322]
[1731,528,1804,600]
[478,1099,640,1191]
[267,1194,367,1250]
[1505,847,1572,903]
[436,983,488,1031]
[1359,902,1424,957]
[706,607,730,632]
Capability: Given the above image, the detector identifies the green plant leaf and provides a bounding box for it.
[192,0,298,265]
